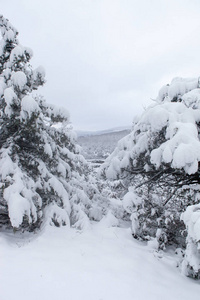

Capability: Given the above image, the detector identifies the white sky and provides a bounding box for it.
[2,0,200,130]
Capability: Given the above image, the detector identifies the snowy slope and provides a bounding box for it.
[76,126,131,137]
[78,129,130,160]
[1,224,199,300]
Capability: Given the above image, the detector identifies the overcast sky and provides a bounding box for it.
[2,0,200,130]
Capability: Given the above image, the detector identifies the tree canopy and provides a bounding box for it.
[0,15,106,231]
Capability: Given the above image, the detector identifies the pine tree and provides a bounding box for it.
[100,77,200,250]
[0,15,102,231]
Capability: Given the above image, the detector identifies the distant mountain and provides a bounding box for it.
[76,126,131,137]
[77,127,131,161]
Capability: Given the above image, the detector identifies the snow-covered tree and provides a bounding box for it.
[0,15,104,231]
[181,203,200,278]
[100,77,200,249]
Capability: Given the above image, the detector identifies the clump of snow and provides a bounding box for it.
[4,29,15,41]
[6,192,32,228]
[158,77,198,102]
[11,71,27,90]
[123,189,142,236]
[123,189,142,214]
[3,67,11,80]
[140,105,169,132]
[24,46,33,58]
[147,238,160,250]
[3,87,17,116]
[57,162,66,177]
[181,204,200,278]
[0,77,6,96]
[47,177,71,213]
[47,203,70,227]
[52,105,70,120]
[182,204,200,242]
[120,155,130,169]
[72,204,91,230]
[0,148,16,180]
[89,205,103,221]
[98,211,119,228]
[3,168,38,228]
[21,95,40,119]
[33,65,45,78]
[10,45,24,63]
[4,87,17,105]
[105,157,121,180]
[44,143,53,158]
[182,89,200,109]
[151,119,200,174]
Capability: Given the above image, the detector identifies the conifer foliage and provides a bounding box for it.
[0,15,99,231]
[100,77,200,277]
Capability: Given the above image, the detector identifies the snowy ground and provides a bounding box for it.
[1,223,199,300]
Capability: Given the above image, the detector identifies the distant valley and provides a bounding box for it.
[77,127,131,161]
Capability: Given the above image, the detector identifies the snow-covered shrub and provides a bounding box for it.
[0,15,104,231]
[181,203,200,278]
[100,76,200,248]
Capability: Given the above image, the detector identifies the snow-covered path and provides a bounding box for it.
[1,224,199,300]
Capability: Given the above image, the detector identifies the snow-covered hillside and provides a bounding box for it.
[76,126,131,137]
[1,223,199,300]
[77,128,130,160]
